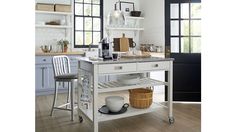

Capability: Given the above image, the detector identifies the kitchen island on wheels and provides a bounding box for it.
[77,57,174,132]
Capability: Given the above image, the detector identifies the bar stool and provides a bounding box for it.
[50,55,77,121]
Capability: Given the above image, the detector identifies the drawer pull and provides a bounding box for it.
[43,59,46,61]
[114,66,123,70]
[155,64,159,67]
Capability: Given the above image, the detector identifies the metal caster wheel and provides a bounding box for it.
[169,117,175,124]
[79,116,83,123]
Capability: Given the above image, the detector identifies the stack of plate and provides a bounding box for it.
[118,74,140,85]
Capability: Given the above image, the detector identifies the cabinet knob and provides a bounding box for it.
[43,59,46,61]
[155,64,159,67]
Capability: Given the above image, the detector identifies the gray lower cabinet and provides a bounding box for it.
[35,64,50,91]
[35,55,79,95]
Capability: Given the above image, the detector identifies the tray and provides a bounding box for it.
[98,104,129,115]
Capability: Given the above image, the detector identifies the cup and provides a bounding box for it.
[112,53,118,60]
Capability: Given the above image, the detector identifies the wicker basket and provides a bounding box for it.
[129,88,153,109]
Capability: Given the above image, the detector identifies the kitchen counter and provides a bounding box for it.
[35,51,84,56]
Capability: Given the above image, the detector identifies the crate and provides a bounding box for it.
[36,3,54,11]
[129,88,153,109]
[55,4,71,12]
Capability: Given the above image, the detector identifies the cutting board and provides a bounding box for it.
[113,34,129,52]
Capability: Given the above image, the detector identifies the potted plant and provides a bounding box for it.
[57,39,70,52]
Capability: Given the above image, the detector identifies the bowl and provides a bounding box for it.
[41,45,52,53]
[130,11,141,17]
[105,96,124,112]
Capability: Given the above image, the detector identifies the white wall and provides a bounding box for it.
[139,0,165,94]
[139,0,165,48]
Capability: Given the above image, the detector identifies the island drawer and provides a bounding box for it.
[35,56,52,64]
[98,63,137,74]
[137,61,170,71]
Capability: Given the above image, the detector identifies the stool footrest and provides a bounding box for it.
[53,107,72,111]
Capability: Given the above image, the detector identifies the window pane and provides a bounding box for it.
[75,4,83,15]
[84,0,91,3]
[191,3,201,18]
[191,20,201,36]
[93,18,100,31]
[75,32,84,45]
[171,20,179,36]
[93,32,100,45]
[191,37,201,53]
[181,20,189,36]
[85,18,92,30]
[181,3,189,19]
[75,17,83,30]
[75,0,83,2]
[171,37,179,53]
[170,4,179,19]
[84,4,91,16]
[181,37,189,53]
[92,0,100,4]
[93,5,100,16]
[85,32,92,45]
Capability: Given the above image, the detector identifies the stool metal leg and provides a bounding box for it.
[66,82,70,109]
[70,80,74,121]
[50,81,58,116]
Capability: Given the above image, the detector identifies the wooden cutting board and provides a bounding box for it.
[119,34,129,52]
[114,34,129,52]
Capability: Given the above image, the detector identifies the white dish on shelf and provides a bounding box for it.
[118,74,140,85]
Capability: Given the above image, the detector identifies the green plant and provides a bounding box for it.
[57,39,70,52]
[57,39,70,47]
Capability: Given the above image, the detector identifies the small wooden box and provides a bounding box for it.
[55,4,71,12]
[36,3,54,11]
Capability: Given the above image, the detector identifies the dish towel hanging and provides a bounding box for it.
[80,75,91,103]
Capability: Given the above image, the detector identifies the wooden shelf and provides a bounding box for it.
[106,27,144,31]
[35,10,72,15]
[35,25,72,29]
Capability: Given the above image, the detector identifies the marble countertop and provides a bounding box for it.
[78,56,174,65]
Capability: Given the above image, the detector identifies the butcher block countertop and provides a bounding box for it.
[149,52,165,58]
[35,51,84,56]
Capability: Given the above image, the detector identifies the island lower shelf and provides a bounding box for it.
[79,102,166,122]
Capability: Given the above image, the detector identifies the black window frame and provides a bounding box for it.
[74,0,103,48]
[165,0,201,53]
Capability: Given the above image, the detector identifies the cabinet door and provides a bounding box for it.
[35,65,49,90]
[70,64,78,74]
[47,65,55,89]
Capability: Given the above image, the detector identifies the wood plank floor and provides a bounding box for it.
[36,91,201,132]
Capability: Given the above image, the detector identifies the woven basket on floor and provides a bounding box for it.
[129,88,153,109]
